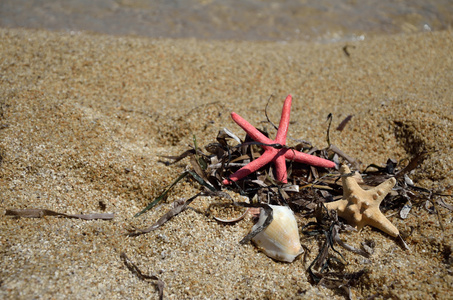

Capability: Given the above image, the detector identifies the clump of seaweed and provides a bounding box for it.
[125,96,453,298]
[6,95,451,299]
[134,126,450,298]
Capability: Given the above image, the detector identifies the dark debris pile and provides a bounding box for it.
[128,120,452,298]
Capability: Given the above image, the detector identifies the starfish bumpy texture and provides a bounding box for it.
[223,95,336,185]
[325,164,399,237]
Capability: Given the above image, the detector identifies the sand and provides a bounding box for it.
[0,28,452,299]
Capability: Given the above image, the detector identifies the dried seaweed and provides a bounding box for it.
[120,252,164,300]
[134,168,215,218]
[134,171,189,217]
[159,149,196,164]
[303,207,370,298]
[205,200,275,242]
[429,193,445,232]
[436,197,453,211]
[374,154,453,225]
[192,134,208,171]
[332,225,370,258]
[98,200,107,211]
[342,45,356,57]
[128,193,200,237]
[211,208,249,223]
[207,201,250,223]
[365,158,398,175]
[318,269,368,300]
[328,144,359,170]
[395,151,432,178]
[5,209,114,220]
[238,203,273,244]
[326,113,333,146]
[336,115,353,132]
[264,94,278,131]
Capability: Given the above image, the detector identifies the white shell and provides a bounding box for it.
[251,205,303,262]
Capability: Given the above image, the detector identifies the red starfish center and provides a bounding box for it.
[223,95,336,184]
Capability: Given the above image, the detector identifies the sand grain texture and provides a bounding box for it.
[0,28,452,299]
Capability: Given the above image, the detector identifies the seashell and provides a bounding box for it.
[251,205,303,262]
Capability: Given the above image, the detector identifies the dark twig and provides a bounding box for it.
[120,252,164,300]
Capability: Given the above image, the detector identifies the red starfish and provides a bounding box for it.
[223,95,336,184]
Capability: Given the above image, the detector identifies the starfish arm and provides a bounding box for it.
[230,112,274,145]
[364,210,399,237]
[222,150,274,184]
[340,165,363,198]
[275,95,292,145]
[273,151,289,183]
[284,148,336,168]
[324,199,348,213]
[368,177,397,205]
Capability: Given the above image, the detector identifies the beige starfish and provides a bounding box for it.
[325,164,399,237]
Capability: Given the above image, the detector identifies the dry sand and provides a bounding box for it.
[0,28,452,299]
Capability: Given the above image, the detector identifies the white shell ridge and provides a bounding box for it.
[251,205,303,262]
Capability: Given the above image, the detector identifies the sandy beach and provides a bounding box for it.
[0,28,452,299]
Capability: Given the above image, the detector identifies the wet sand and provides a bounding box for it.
[2,0,452,42]
[0,28,452,299]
